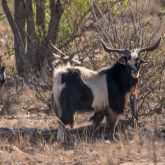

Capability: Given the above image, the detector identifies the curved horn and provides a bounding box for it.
[137,37,161,54]
[72,59,81,65]
[69,54,76,60]
[99,37,126,54]
[50,40,65,57]
[53,53,62,59]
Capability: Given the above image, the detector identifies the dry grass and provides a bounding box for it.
[0,1,164,164]
[0,87,164,165]
[0,123,164,164]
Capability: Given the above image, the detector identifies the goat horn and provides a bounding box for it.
[50,41,65,57]
[99,37,126,54]
[53,53,62,59]
[137,37,161,54]
[69,52,77,60]
[72,59,81,65]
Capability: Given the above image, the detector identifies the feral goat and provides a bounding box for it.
[52,38,161,143]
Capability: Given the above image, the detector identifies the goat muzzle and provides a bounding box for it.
[131,70,139,78]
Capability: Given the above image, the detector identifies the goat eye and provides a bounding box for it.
[135,58,139,61]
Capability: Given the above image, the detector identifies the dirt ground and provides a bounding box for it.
[0,87,164,165]
[0,1,164,164]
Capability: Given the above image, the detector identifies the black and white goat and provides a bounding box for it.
[52,38,161,143]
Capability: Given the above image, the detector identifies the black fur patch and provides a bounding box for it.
[59,68,93,126]
[100,63,138,114]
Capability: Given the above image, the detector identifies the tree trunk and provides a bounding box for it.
[35,0,64,74]
[2,0,27,75]
[36,0,46,38]
[2,0,65,76]
[26,0,38,73]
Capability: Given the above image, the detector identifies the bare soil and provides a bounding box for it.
[0,1,164,164]
[0,87,164,165]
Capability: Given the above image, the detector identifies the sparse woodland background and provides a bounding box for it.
[0,0,164,164]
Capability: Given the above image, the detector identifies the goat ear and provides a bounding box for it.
[118,57,127,65]
[140,59,148,65]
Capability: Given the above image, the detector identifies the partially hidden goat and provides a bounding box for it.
[51,42,81,67]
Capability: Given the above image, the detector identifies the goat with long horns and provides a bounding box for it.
[51,37,161,144]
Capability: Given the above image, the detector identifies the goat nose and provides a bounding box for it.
[133,70,137,73]
[132,67,138,73]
